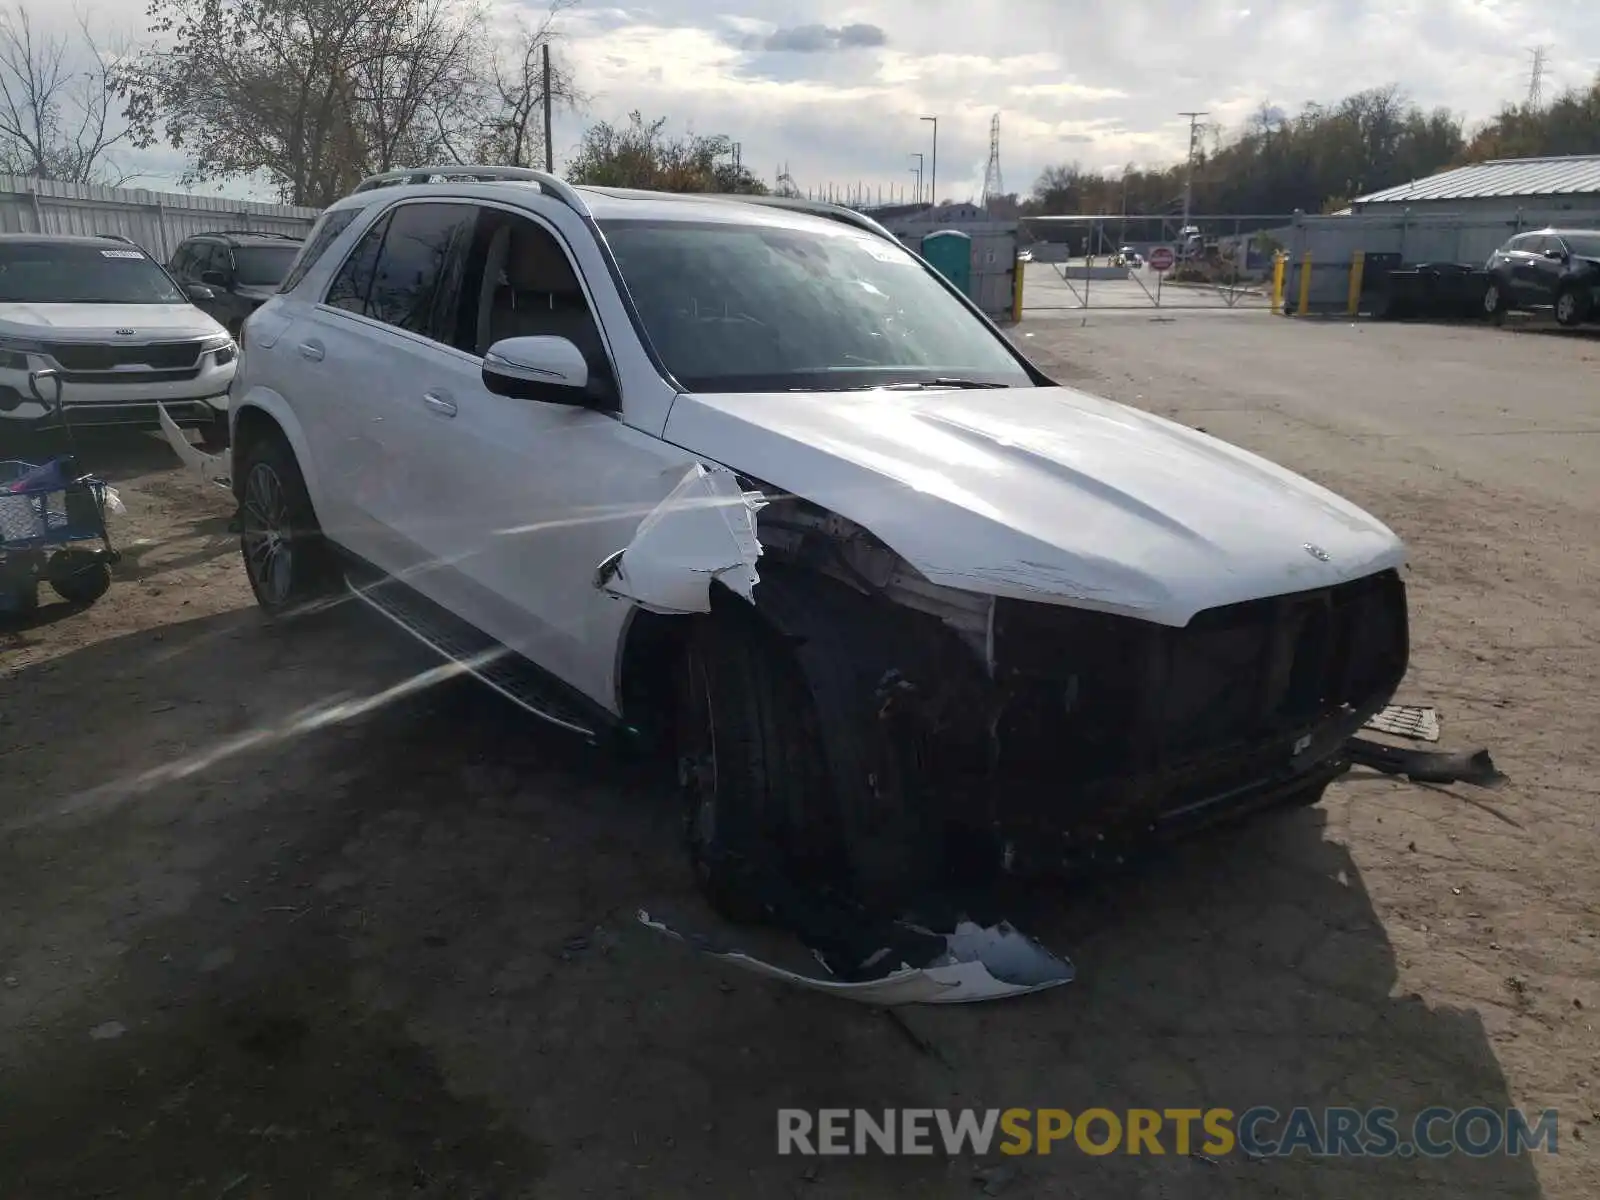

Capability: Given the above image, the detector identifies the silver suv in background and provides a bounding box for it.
[0,234,236,444]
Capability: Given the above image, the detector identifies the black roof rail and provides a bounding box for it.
[198,229,304,241]
[96,233,139,244]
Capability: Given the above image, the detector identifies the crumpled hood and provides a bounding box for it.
[0,302,226,340]
[663,384,1408,626]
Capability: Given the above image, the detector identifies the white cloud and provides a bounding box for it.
[29,0,1600,204]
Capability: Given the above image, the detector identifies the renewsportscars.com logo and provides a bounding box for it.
[777,1107,1560,1159]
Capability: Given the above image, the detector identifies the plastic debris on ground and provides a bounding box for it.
[638,906,1073,1006]
[1363,704,1440,742]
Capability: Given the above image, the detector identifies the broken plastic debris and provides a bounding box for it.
[595,463,766,614]
[157,402,229,485]
[1347,737,1504,787]
[637,908,1073,1005]
[1363,704,1440,742]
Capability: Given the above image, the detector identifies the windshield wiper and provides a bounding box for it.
[884,377,1009,390]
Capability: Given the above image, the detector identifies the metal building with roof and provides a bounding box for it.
[1347,154,1600,218]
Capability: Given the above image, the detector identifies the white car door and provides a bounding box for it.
[295,201,479,580]
[389,202,703,708]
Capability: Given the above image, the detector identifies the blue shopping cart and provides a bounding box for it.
[0,368,121,616]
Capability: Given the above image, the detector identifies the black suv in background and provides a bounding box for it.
[167,231,304,334]
[1483,228,1600,327]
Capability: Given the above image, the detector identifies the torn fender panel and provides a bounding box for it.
[637,909,1074,1005]
[158,402,230,485]
[595,463,766,614]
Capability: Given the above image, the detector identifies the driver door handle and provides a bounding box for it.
[422,390,457,417]
[298,340,324,362]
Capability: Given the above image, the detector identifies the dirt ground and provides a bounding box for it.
[2,314,1596,1199]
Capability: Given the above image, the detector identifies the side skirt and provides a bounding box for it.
[339,556,616,743]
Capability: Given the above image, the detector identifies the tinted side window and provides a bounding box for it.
[366,203,475,338]
[280,208,359,294]
[170,244,194,276]
[325,214,390,315]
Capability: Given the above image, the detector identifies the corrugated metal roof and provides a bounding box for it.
[1352,155,1600,205]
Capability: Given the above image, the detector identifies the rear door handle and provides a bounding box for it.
[298,340,324,362]
[422,391,457,417]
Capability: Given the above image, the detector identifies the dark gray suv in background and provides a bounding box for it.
[167,231,304,335]
[1482,228,1600,327]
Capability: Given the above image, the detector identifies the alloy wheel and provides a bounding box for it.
[241,462,293,605]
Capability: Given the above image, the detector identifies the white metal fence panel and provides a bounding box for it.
[0,176,320,262]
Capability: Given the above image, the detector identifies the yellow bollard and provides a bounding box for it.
[1012,251,1026,323]
[1296,250,1313,317]
[1346,249,1366,317]
[1271,252,1286,315]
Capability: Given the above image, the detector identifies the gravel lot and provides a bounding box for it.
[1,314,1596,1199]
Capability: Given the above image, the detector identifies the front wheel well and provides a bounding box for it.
[616,584,771,748]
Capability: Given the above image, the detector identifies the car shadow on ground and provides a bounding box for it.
[0,606,1546,1199]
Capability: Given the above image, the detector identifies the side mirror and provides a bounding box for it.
[200,270,229,287]
[482,336,591,403]
[187,283,216,302]
[1543,247,1566,261]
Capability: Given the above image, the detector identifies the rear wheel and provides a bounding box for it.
[1482,280,1508,323]
[237,431,331,617]
[1554,283,1589,328]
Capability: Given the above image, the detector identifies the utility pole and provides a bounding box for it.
[541,42,554,171]
[1178,111,1208,245]
[920,115,938,209]
[910,152,923,204]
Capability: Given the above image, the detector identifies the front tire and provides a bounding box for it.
[237,431,331,617]
[674,606,845,924]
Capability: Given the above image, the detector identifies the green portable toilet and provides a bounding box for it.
[921,229,973,297]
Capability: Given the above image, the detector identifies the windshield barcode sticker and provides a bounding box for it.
[100,249,144,259]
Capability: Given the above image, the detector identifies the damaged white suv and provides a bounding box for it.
[172,166,1411,918]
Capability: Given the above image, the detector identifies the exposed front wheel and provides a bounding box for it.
[673,607,846,924]
[237,432,331,617]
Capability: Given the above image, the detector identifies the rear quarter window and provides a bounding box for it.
[279,208,360,294]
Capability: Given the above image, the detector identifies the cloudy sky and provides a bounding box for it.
[57,0,1600,203]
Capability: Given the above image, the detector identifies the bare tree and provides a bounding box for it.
[472,0,583,168]
[0,4,132,184]
[122,0,491,206]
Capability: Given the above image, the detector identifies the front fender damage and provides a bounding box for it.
[607,476,1073,1004]
[594,462,765,614]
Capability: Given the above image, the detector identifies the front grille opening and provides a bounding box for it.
[990,570,1409,786]
[46,341,204,371]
